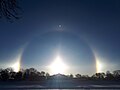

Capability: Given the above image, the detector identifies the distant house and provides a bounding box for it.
[50,73,69,80]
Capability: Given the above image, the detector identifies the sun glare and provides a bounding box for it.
[49,56,68,74]
[96,60,103,73]
[12,61,20,72]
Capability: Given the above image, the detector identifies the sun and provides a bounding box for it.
[12,61,20,72]
[49,56,68,74]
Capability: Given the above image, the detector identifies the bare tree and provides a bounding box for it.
[75,74,81,78]
[0,0,22,21]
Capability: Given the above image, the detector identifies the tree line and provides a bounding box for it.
[0,68,120,81]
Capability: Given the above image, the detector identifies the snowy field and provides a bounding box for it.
[0,85,120,89]
[0,80,120,89]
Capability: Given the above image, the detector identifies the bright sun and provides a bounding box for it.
[12,61,20,72]
[49,56,68,74]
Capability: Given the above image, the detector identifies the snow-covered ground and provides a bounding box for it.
[0,85,120,89]
[0,80,120,89]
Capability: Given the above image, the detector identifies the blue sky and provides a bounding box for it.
[0,0,120,75]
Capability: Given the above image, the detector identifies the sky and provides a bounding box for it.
[0,0,120,75]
